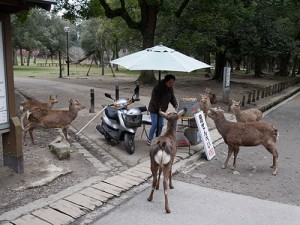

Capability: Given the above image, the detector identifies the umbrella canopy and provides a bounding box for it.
[110,44,211,72]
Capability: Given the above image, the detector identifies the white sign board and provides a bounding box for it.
[194,111,215,160]
[0,22,9,132]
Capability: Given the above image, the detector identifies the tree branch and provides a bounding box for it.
[99,0,141,30]
[175,0,190,18]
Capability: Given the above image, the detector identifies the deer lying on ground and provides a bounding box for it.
[20,95,58,130]
[230,100,263,122]
[147,109,186,213]
[207,107,278,175]
[205,88,217,104]
[23,99,85,145]
[199,95,211,120]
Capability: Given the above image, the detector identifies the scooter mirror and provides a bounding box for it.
[105,93,113,100]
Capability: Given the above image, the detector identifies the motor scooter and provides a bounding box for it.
[96,87,146,154]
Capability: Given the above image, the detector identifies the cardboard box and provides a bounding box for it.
[184,127,201,145]
[177,98,199,117]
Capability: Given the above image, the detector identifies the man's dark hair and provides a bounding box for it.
[164,74,176,82]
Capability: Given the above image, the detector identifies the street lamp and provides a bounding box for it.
[64,26,70,76]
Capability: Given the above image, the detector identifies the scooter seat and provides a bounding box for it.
[105,107,119,122]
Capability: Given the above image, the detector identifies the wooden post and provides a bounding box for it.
[261,88,265,98]
[252,90,256,102]
[1,16,23,173]
[89,89,95,113]
[2,117,23,173]
[256,89,260,100]
[247,92,252,104]
[242,95,245,106]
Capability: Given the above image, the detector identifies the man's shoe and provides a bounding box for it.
[147,139,151,146]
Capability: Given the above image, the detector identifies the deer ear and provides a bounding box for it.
[177,109,186,117]
[159,111,167,118]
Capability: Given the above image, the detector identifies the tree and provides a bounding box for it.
[55,0,192,83]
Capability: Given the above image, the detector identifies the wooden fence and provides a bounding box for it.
[240,77,300,107]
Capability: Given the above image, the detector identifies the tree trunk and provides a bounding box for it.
[213,51,226,81]
[204,53,211,74]
[254,55,262,77]
[20,47,24,66]
[291,55,297,77]
[58,51,62,78]
[26,50,31,66]
[114,37,119,72]
[99,49,104,76]
[235,57,242,71]
[277,53,291,77]
[136,3,158,84]
[13,48,18,65]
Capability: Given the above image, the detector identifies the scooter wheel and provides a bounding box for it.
[124,133,135,154]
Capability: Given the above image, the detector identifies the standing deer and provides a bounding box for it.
[147,109,186,213]
[20,95,58,113]
[20,95,58,130]
[199,95,211,120]
[230,100,263,122]
[208,107,279,175]
[205,88,217,104]
[23,99,85,145]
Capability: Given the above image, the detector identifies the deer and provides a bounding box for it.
[147,109,186,213]
[23,99,85,145]
[199,94,211,120]
[207,107,279,175]
[205,88,217,104]
[20,95,58,130]
[19,95,58,113]
[230,100,263,122]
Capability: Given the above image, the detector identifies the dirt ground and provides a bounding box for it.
[56,72,285,110]
[0,72,294,216]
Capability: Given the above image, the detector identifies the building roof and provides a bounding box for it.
[0,0,56,14]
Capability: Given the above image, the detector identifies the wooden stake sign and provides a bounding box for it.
[194,111,216,160]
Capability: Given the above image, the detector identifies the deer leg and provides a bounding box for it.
[23,129,28,146]
[169,169,174,189]
[62,127,71,143]
[232,146,240,170]
[28,127,35,145]
[147,163,158,202]
[223,147,233,169]
[156,167,162,190]
[265,144,279,175]
[23,123,35,145]
[163,165,171,213]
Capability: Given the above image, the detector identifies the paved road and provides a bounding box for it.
[14,77,193,167]
[85,93,300,225]
[88,180,300,225]
[174,92,300,206]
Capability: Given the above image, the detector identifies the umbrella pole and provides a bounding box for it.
[156,71,161,137]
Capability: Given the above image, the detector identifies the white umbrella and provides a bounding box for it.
[110,44,211,72]
[110,43,211,137]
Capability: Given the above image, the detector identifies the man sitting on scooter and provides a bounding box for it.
[147,74,178,146]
